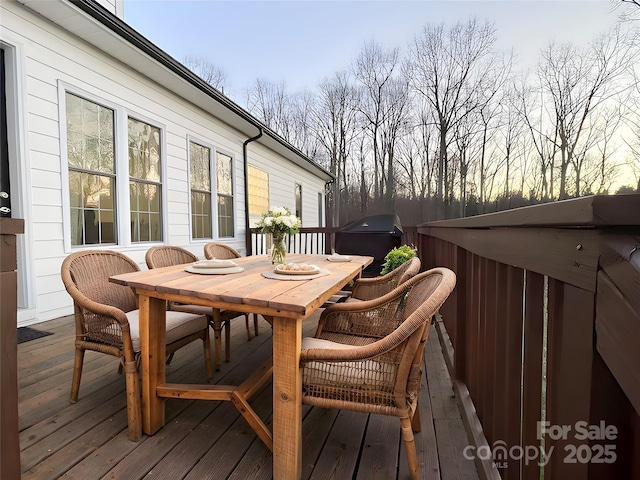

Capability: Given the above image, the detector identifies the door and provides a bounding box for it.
[0,48,11,217]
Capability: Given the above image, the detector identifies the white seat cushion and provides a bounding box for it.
[301,337,395,386]
[126,310,207,352]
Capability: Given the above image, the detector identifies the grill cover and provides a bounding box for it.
[335,214,403,276]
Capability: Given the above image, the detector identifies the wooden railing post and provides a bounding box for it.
[0,218,24,480]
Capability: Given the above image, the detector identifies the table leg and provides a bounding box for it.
[139,294,167,435]
[271,316,303,479]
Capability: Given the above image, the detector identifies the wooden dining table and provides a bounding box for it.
[110,252,372,479]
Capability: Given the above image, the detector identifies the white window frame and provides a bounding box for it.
[59,82,168,251]
[187,136,214,242]
[214,148,236,239]
[187,138,238,242]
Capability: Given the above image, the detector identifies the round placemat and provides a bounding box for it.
[261,268,331,281]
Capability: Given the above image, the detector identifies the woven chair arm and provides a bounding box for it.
[301,314,423,364]
[317,282,414,337]
[65,282,129,327]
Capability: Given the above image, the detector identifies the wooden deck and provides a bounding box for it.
[17,312,479,480]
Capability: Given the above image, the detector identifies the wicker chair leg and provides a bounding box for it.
[123,360,142,441]
[411,404,421,433]
[70,347,85,403]
[401,416,419,480]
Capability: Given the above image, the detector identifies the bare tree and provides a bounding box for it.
[352,40,402,208]
[407,18,500,218]
[183,56,227,91]
[537,25,638,198]
[313,71,361,225]
[245,78,291,137]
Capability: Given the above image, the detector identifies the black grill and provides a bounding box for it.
[334,214,403,276]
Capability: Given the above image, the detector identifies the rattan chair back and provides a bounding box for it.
[301,267,456,480]
[350,255,421,301]
[145,245,198,269]
[203,242,242,260]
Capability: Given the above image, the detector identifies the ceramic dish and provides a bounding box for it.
[327,254,352,262]
[192,259,237,269]
[274,264,320,275]
[184,265,245,275]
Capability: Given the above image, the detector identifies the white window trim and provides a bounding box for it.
[125,111,168,245]
[186,138,238,242]
[214,147,237,240]
[59,82,168,250]
[187,135,214,243]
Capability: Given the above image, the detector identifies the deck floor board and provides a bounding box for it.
[18,313,479,479]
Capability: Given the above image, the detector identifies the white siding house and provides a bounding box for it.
[1,0,332,326]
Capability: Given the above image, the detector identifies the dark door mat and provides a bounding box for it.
[17,327,54,344]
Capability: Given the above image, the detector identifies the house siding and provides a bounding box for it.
[2,0,328,326]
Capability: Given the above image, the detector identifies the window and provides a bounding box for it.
[66,92,116,246]
[216,151,234,238]
[295,183,302,220]
[318,192,323,226]
[247,165,269,226]
[128,117,162,242]
[189,141,212,239]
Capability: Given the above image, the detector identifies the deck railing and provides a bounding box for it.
[248,227,340,256]
[417,194,640,480]
[247,226,419,257]
[249,196,639,478]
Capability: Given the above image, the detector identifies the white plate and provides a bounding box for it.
[274,264,320,275]
[327,254,352,262]
[184,265,244,275]
[192,259,237,269]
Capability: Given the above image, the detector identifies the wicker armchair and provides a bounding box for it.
[61,249,213,441]
[300,267,456,480]
[145,245,252,371]
[351,256,421,300]
[325,255,421,306]
[203,242,259,338]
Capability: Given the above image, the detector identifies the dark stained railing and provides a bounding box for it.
[248,196,639,479]
[417,194,640,480]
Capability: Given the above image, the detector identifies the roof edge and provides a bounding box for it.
[63,0,333,181]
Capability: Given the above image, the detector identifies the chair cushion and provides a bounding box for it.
[126,310,207,352]
[301,337,395,387]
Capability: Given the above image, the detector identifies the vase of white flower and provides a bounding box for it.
[256,206,301,265]
[270,232,287,265]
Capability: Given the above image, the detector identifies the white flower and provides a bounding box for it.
[256,206,301,235]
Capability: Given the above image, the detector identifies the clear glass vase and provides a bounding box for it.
[270,233,287,265]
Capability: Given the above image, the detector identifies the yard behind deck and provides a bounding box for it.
[18,313,478,480]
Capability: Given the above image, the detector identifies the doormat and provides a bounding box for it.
[17,327,54,344]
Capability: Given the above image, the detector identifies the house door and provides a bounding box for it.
[0,48,11,217]
[1,43,33,323]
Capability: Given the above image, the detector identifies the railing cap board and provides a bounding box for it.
[417,194,640,229]
[599,232,640,316]
[0,218,25,235]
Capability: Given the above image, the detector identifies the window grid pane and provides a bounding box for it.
[295,183,302,220]
[217,194,233,238]
[66,92,117,246]
[190,142,213,239]
[129,117,162,243]
[191,191,212,239]
[216,152,234,237]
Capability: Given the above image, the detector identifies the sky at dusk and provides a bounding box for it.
[123,0,622,100]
